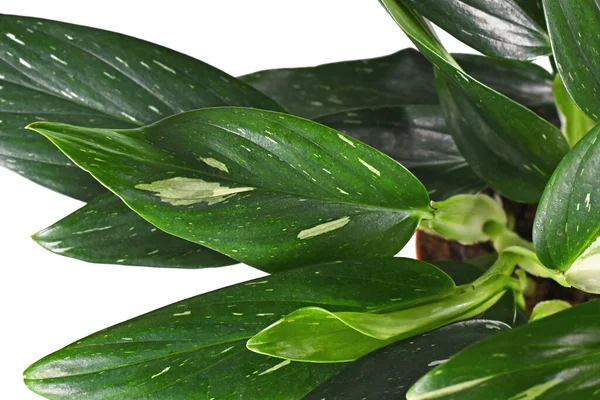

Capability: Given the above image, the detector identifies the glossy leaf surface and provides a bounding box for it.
[315,105,483,201]
[240,49,438,118]
[534,125,600,292]
[29,108,430,271]
[514,0,546,29]
[380,0,569,202]
[544,0,600,121]
[242,49,558,122]
[404,0,550,61]
[24,258,442,399]
[305,320,509,400]
[0,14,283,200]
[407,299,600,400]
[33,194,235,268]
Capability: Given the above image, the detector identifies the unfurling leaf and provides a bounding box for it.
[247,253,519,362]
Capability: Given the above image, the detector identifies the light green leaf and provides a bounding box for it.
[0,14,283,200]
[553,75,595,147]
[543,0,600,121]
[32,193,236,268]
[24,258,429,399]
[247,254,519,362]
[403,0,550,60]
[28,108,430,271]
[407,299,600,400]
[534,124,600,293]
[379,0,569,203]
[529,300,571,322]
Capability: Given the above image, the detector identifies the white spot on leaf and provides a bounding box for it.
[297,216,351,240]
[337,134,356,147]
[153,60,176,74]
[358,158,381,176]
[6,33,24,45]
[50,54,68,65]
[199,157,229,173]
[151,367,170,379]
[258,359,291,376]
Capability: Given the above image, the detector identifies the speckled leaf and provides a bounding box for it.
[32,193,235,269]
[241,49,557,121]
[240,48,438,118]
[380,0,569,203]
[0,14,283,200]
[315,105,483,201]
[533,124,600,293]
[407,299,600,400]
[25,258,434,399]
[543,0,600,122]
[305,320,509,400]
[404,0,550,61]
[28,108,430,271]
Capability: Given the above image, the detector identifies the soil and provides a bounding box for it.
[416,196,599,313]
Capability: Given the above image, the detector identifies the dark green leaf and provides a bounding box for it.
[543,0,600,122]
[240,48,439,118]
[533,124,600,293]
[242,49,557,120]
[305,320,509,400]
[28,108,430,271]
[553,75,595,147]
[315,105,483,200]
[32,193,235,269]
[24,258,440,399]
[514,0,547,29]
[407,299,600,400]
[454,54,556,118]
[379,0,569,202]
[0,14,283,200]
[31,50,559,269]
[404,0,550,61]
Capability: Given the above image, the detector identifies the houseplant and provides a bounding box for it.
[3,0,600,398]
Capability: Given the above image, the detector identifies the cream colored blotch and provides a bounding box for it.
[136,177,254,206]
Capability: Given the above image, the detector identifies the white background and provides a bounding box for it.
[0,1,480,398]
